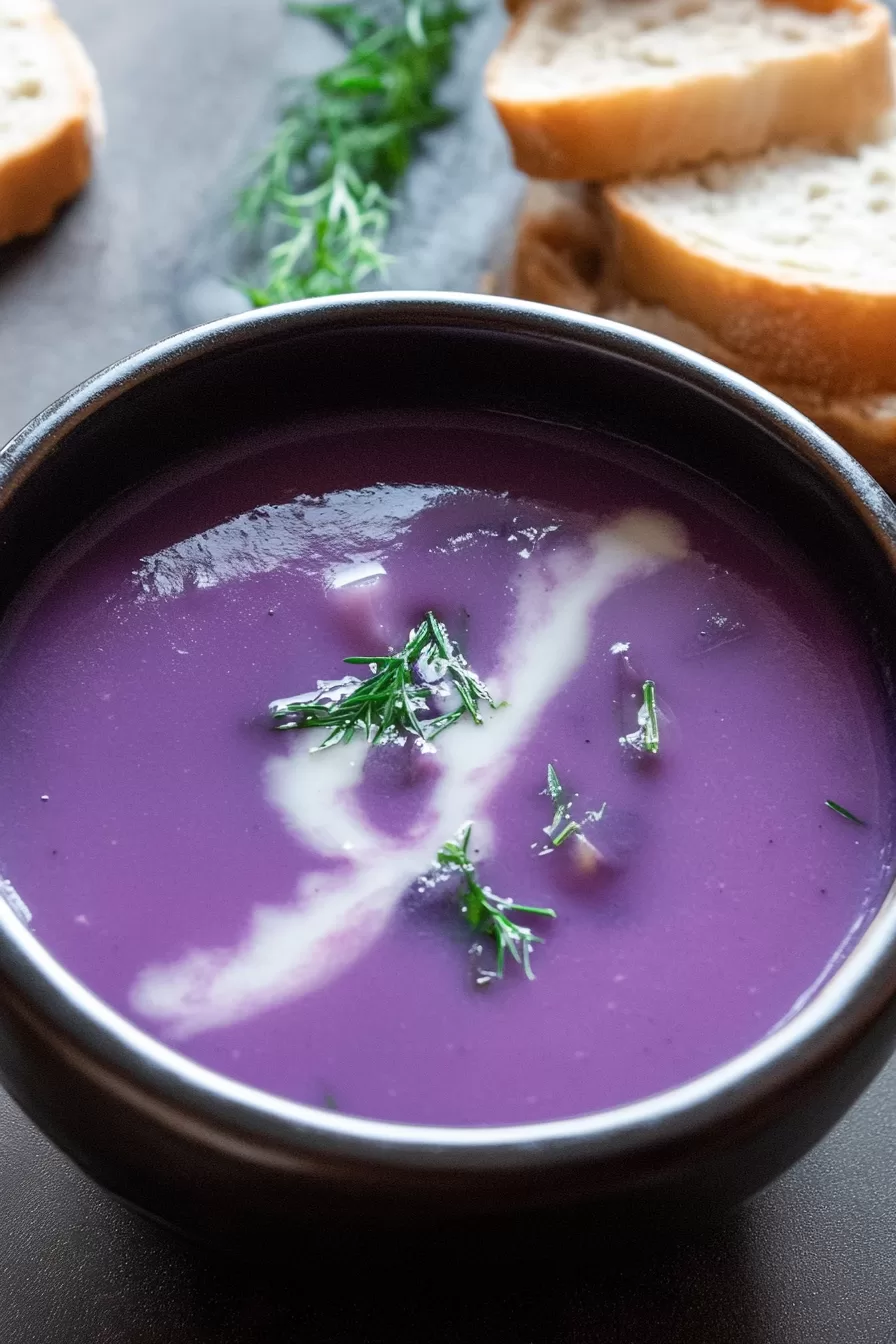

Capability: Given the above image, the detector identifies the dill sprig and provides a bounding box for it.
[541,764,605,852]
[237,0,469,305]
[825,799,866,825]
[270,611,501,748]
[544,763,579,847]
[436,824,556,981]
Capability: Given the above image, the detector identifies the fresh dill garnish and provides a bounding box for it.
[237,0,469,305]
[269,611,501,748]
[436,823,556,981]
[540,764,605,851]
[542,763,579,846]
[825,799,866,825]
[621,679,660,755]
[545,763,573,838]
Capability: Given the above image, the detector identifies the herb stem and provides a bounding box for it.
[551,820,580,847]
[270,611,500,748]
[237,0,469,304]
[541,764,603,849]
[436,824,555,981]
[641,680,659,755]
[620,678,661,755]
[825,799,866,825]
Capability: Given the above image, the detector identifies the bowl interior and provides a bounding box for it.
[2,308,894,651]
[2,296,896,1165]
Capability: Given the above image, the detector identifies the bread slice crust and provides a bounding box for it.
[0,5,102,245]
[600,297,896,488]
[487,0,893,180]
[506,184,896,490]
[604,137,896,395]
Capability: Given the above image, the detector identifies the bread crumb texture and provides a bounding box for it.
[496,0,870,96]
[487,0,892,179]
[508,183,896,489]
[607,131,896,391]
[616,142,896,289]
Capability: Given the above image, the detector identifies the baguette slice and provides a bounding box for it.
[605,129,896,395]
[601,298,896,489]
[487,0,893,181]
[0,1,102,245]
[507,184,896,491]
[509,182,609,311]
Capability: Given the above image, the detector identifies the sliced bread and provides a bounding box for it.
[506,184,896,490]
[486,0,893,180]
[509,181,609,311]
[604,130,896,394]
[0,0,102,245]
[600,297,896,488]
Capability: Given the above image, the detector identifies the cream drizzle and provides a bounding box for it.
[130,510,688,1039]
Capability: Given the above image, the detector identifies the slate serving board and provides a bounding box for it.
[1,2,895,1339]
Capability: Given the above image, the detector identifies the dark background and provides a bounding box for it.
[1,2,895,1339]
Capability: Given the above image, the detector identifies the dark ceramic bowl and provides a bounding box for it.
[1,293,895,1243]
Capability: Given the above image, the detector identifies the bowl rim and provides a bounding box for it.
[2,288,896,1173]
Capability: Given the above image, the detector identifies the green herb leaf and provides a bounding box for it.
[551,819,580,848]
[542,762,570,837]
[825,799,866,825]
[270,611,501,748]
[641,680,659,754]
[237,0,469,304]
[541,763,605,849]
[436,823,555,981]
[621,678,660,756]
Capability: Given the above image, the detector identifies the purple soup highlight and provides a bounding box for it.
[0,412,891,1127]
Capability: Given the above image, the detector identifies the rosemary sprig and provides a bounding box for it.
[825,799,866,825]
[436,824,556,981]
[269,611,501,748]
[621,679,660,756]
[237,0,469,305]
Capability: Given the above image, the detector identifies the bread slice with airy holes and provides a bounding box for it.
[0,1,102,245]
[505,183,896,490]
[604,129,896,395]
[486,0,893,180]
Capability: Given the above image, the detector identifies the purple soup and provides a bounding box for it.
[0,412,891,1127]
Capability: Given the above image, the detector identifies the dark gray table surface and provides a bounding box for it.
[2,2,896,1339]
